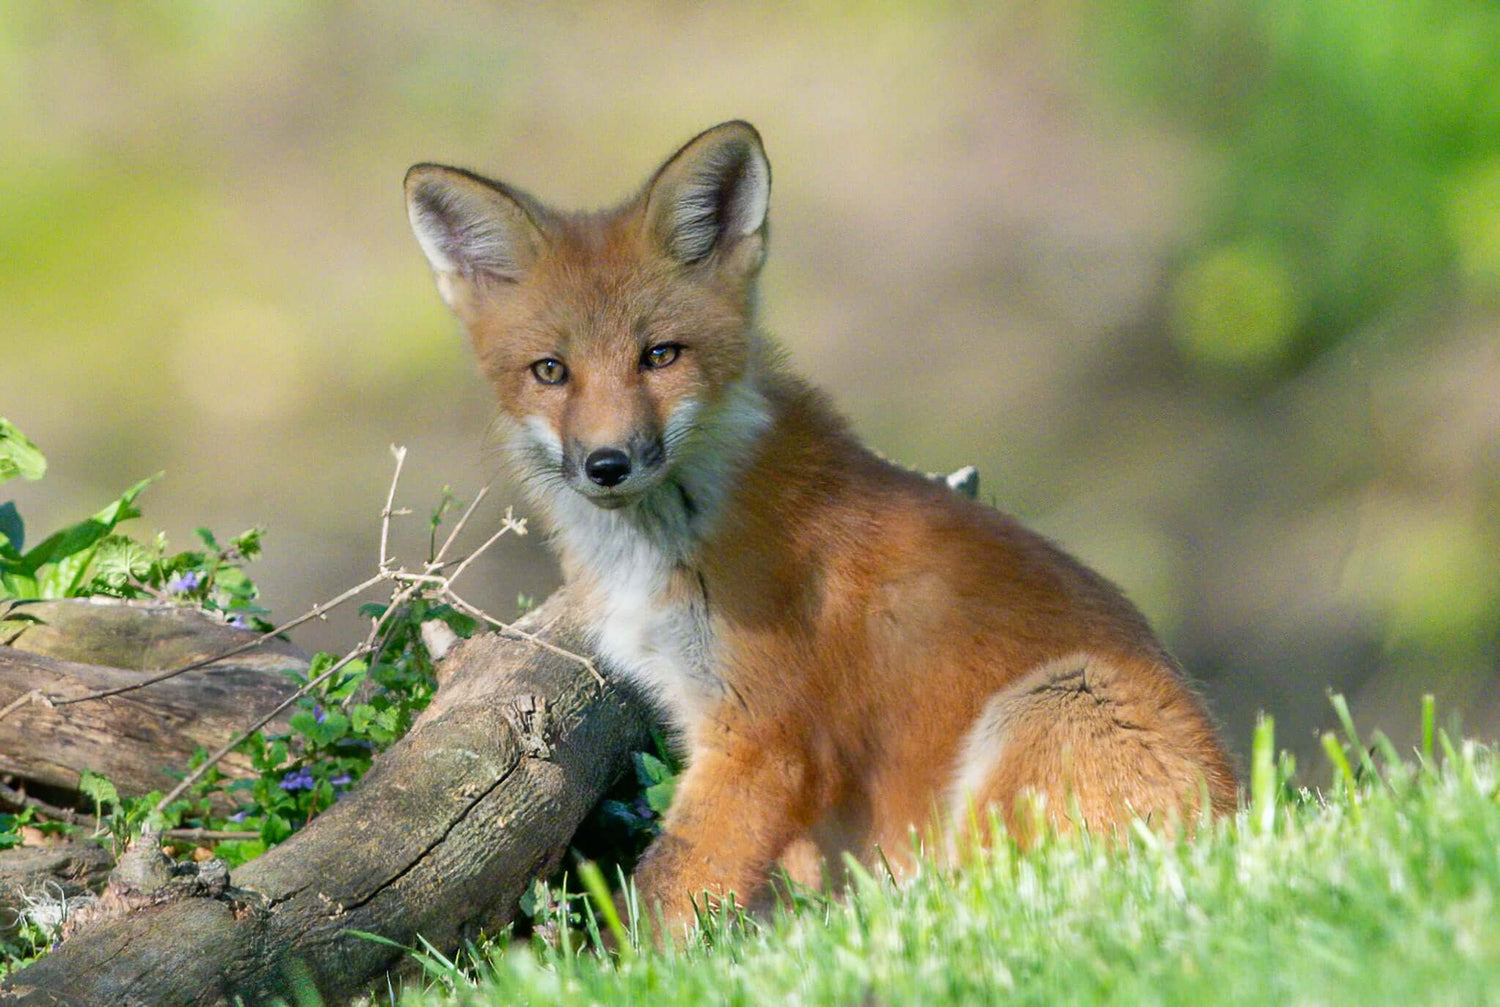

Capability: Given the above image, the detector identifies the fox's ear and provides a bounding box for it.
[404,164,547,304]
[644,121,771,271]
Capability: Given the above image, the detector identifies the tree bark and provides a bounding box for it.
[1,588,649,1006]
[0,600,308,800]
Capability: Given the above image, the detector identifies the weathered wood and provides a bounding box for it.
[0,844,113,937]
[3,599,306,674]
[2,588,650,1006]
[0,599,307,799]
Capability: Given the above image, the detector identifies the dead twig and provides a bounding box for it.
[0,779,89,826]
[3,446,604,815]
[430,483,490,570]
[445,593,606,687]
[0,688,46,723]
[379,444,408,571]
[0,783,257,843]
[40,572,388,710]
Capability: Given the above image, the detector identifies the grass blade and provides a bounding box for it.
[1251,713,1275,835]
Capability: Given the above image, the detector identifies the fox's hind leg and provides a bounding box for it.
[949,653,1237,846]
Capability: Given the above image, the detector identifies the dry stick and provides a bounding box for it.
[0,780,89,826]
[443,507,527,589]
[429,483,491,570]
[159,828,260,843]
[30,456,592,712]
[0,688,45,723]
[42,571,389,709]
[444,592,606,688]
[0,782,255,842]
[378,444,408,571]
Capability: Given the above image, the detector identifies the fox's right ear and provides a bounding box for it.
[404,164,547,308]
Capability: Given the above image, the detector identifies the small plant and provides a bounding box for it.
[0,418,270,631]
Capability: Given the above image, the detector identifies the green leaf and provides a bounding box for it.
[645,778,677,815]
[0,502,24,554]
[78,769,120,809]
[90,535,155,589]
[19,474,159,588]
[350,703,378,734]
[633,751,674,787]
[1,570,38,599]
[261,812,293,845]
[228,527,263,559]
[290,709,349,747]
[0,419,46,484]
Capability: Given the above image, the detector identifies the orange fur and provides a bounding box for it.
[405,122,1238,939]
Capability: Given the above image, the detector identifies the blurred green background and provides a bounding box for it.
[3,2,1497,767]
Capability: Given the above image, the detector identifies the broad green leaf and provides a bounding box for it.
[290,709,349,747]
[645,778,677,815]
[351,703,378,734]
[633,751,674,787]
[0,502,24,553]
[89,535,155,589]
[261,812,293,845]
[0,418,46,484]
[1,570,38,598]
[19,474,159,586]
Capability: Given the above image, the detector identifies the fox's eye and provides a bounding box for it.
[530,358,568,385]
[642,343,682,370]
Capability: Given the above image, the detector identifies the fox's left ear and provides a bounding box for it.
[644,121,771,278]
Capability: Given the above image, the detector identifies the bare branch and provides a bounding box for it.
[44,572,388,708]
[429,484,490,570]
[445,593,605,688]
[0,688,46,725]
[444,506,527,590]
[0,780,89,827]
[160,829,259,842]
[379,444,408,571]
[0,783,255,843]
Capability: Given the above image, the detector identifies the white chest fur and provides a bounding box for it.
[552,492,721,734]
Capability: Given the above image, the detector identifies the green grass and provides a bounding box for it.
[372,710,1500,1006]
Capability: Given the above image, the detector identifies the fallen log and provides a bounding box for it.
[1,588,650,1006]
[0,599,307,800]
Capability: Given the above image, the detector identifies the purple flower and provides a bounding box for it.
[329,774,353,787]
[279,768,315,791]
[227,809,250,823]
[166,570,202,594]
[226,613,249,628]
[313,704,326,724]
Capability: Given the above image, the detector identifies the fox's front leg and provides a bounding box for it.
[631,736,815,941]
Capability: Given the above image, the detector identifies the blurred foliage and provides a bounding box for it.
[1091,0,1500,733]
[1099,0,1500,371]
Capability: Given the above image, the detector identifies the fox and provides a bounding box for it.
[404,120,1238,935]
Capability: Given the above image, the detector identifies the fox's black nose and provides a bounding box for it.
[584,448,631,488]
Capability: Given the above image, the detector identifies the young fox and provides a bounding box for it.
[405,121,1237,932]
